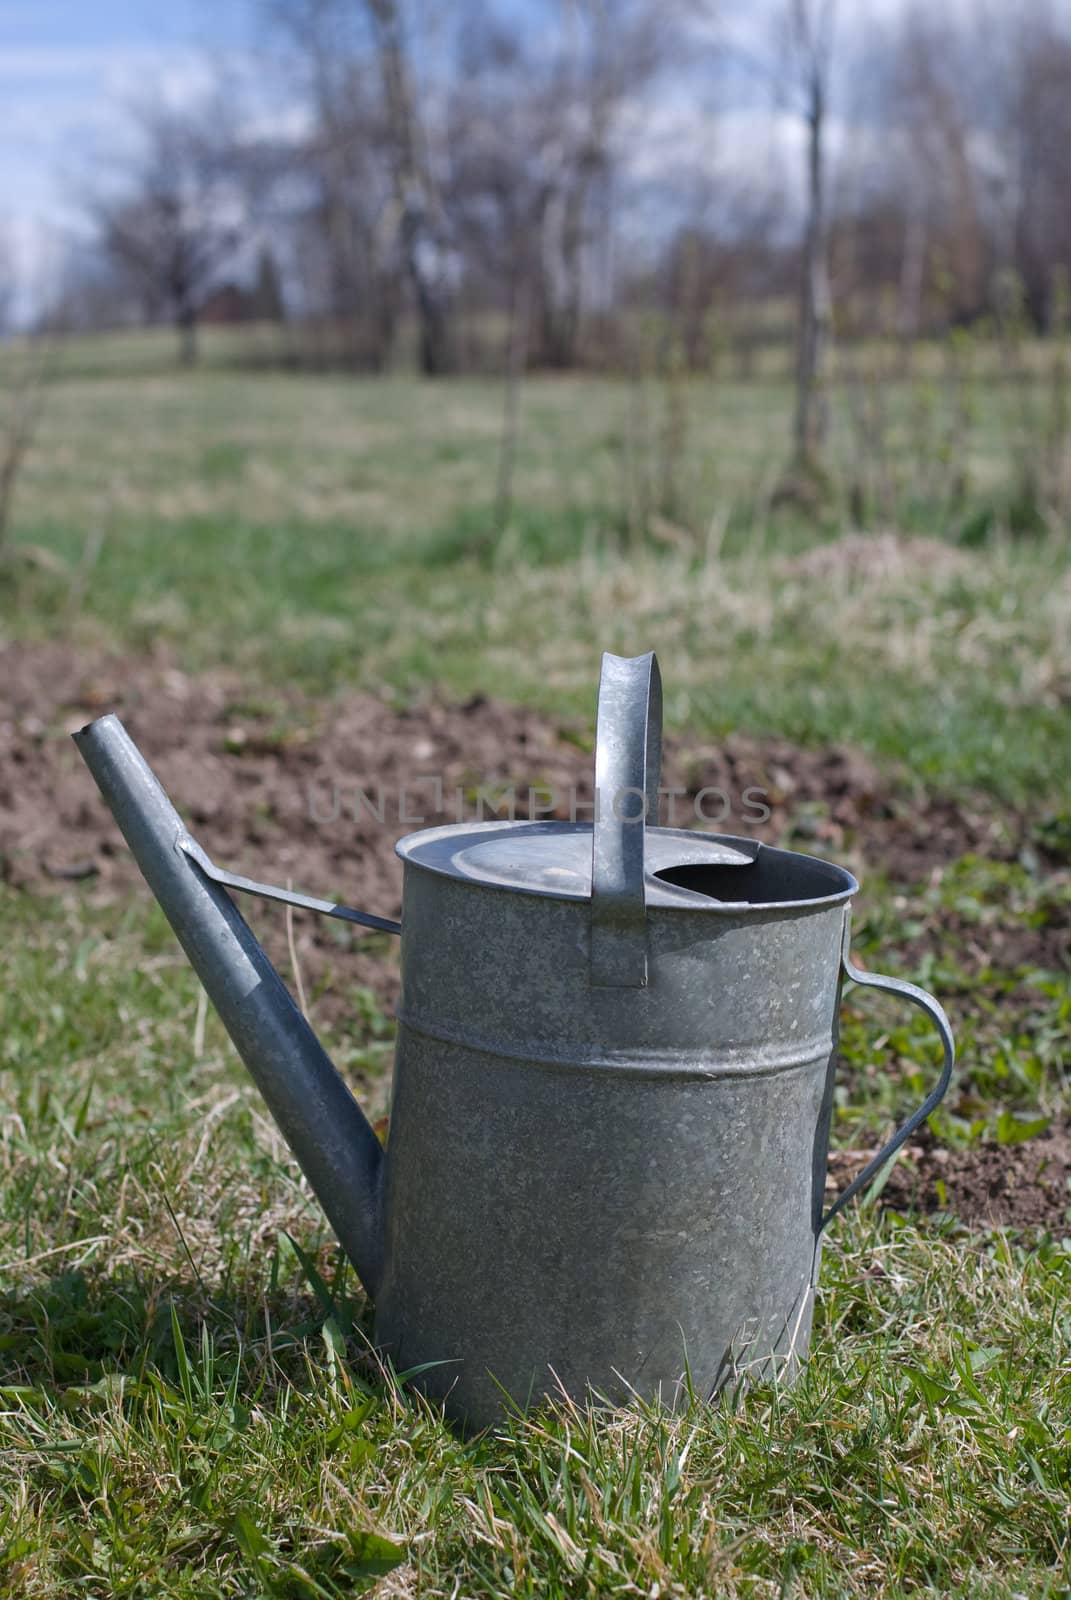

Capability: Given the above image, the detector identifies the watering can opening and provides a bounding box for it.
[653,847,851,907]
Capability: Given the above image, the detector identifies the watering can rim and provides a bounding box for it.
[395,818,859,913]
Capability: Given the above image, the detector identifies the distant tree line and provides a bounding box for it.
[38,0,1071,382]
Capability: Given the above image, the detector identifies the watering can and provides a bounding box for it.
[74,652,953,1428]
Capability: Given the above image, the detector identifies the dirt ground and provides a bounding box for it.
[3,640,1069,1235]
[826,1126,1071,1233]
[0,641,1029,902]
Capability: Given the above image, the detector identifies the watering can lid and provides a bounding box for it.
[396,653,853,986]
[396,819,756,904]
[397,650,756,907]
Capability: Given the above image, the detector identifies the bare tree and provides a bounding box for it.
[783,0,836,473]
[703,0,836,479]
[653,178,792,373]
[447,0,664,370]
[1008,16,1071,326]
[859,3,1071,336]
[493,276,530,531]
[89,102,245,364]
[537,0,662,367]
[262,0,449,370]
[265,0,400,366]
[885,11,986,328]
[251,246,287,322]
[303,73,399,366]
[363,0,458,374]
[0,227,14,339]
[0,341,52,553]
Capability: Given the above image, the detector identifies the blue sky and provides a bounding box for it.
[0,0,907,320]
[2,0,251,200]
[2,0,254,310]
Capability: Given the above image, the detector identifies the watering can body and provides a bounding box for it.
[75,653,954,1430]
[381,829,850,1420]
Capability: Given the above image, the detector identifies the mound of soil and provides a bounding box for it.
[827,1125,1071,1234]
[782,532,972,585]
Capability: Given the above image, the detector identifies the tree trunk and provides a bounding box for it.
[408,238,455,376]
[793,71,831,467]
[897,201,927,343]
[178,306,198,366]
[538,180,584,368]
[536,108,609,371]
[365,0,455,376]
[494,276,530,533]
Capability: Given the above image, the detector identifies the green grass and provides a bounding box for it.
[2,340,1071,1594]
[3,1234,1071,1597]
[11,504,1071,805]
[5,351,1070,806]
[2,877,1070,1597]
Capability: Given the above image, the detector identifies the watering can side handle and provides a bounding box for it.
[178,837,402,936]
[589,651,663,989]
[821,918,956,1231]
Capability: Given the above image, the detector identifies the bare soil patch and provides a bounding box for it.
[1,641,1030,917]
[0,643,1052,1003]
[827,1124,1071,1235]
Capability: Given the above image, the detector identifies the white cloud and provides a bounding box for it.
[0,28,308,321]
[236,100,314,146]
[4,215,66,325]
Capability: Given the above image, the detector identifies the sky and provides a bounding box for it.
[0,0,912,324]
[1,0,255,317]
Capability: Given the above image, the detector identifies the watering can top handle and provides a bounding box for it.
[589,651,663,988]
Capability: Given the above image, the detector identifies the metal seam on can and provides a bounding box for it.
[394,1011,832,1078]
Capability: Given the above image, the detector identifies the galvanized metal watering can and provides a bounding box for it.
[74,652,953,1428]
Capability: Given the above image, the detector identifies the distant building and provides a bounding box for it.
[197,249,287,325]
[197,283,257,324]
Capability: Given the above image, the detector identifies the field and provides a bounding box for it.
[1,335,1070,1596]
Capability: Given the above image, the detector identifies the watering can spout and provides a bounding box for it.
[72,714,386,1297]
